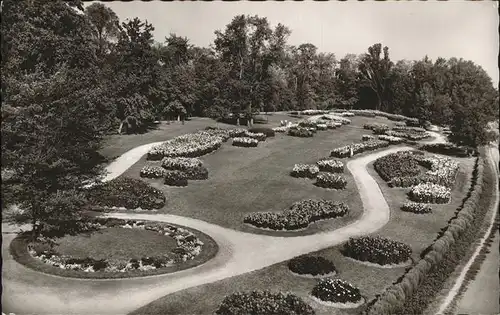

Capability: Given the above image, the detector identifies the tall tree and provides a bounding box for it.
[84,3,120,57]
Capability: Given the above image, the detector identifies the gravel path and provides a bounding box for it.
[1,132,445,315]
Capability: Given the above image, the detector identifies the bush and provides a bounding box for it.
[374,152,422,182]
[408,183,451,203]
[316,159,344,173]
[147,131,224,160]
[244,199,349,231]
[232,137,259,147]
[378,135,405,144]
[140,165,167,178]
[288,127,313,137]
[362,135,375,141]
[288,255,337,276]
[401,202,432,214]
[87,177,166,210]
[419,143,471,157]
[164,170,188,187]
[248,127,275,137]
[291,164,320,179]
[161,157,209,180]
[330,140,390,158]
[341,236,412,265]
[216,291,315,315]
[311,278,362,304]
[243,131,267,141]
[315,173,347,189]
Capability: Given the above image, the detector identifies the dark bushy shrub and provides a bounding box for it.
[341,236,412,265]
[419,143,471,157]
[87,177,166,210]
[182,165,209,180]
[374,152,422,182]
[164,170,188,187]
[248,127,275,137]
[288,127,313,138]
[216,291,315,315]
[315,173,347,189]
[288,255,337,276]
[311,278,362,304]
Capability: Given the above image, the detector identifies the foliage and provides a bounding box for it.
[400,202,432,214]
[419,143,471,157]
[408,183,451,204]
[311,278,362,304]
[164,170,188,187]
[316,159,344,173]
[315,173,348,189]
[330,140,390,158]
[288,255,337,276]
[290,164,320,179]
[341,236,412,265]
[288,127,313,138]
[374,152,422,182]
[232,137,259,147]
[248,127,276,137]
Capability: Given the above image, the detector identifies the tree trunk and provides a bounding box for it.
[177,115,180,121]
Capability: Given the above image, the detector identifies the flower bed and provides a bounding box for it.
[87,177,166,210]
[248,127,275,137]
[244,199,349,231]
[408,183,451,203]
[232,137,259,147]
[164,170,188,187]
[139,165,167,178]
[386,130,430,141]
[291,164,320,179]
[419,143,470,157]
[362,135,375,141]
[311,278,363,305]
[160,157,208,180]
[341,236,412,265]
[374,152,422,182]
[28,219,204,273]
[316,123,327,131]
[326,121,341,129]
[378,134,404,144]
[363,123,389,131]
[288,255,337,276]
[316,159,344,173]
[216,290,315,315]
[147,131,224,160]
[400,202,432,214]
[288,127,314,138]
[315,173,347,189]
[330,140,390,158]
[272,126,289,133]
[243,131,266,142]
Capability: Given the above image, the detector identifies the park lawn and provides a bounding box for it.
[119,115,397,236]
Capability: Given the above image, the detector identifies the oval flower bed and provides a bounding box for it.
[408,182,451,203]
[161,157,209,180]
[147,131,225,160]
[315,173,347,189]
[164,170,188,187]
[288,127,314,138]
[330,140,390,158]
[311,278,364,308]
[12,218,218,279]
[232,137,259,147]
[316,159,344,173]
[288,255,337,277]
[291,164,320,179]
[216,290,315,315]
[400,202,432,214]
[140,165,167,178]
[341,236,412,266]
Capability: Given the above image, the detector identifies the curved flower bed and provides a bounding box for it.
[311,278,363,306]
[288,127,314,138]
[378,134,404,144]
[291,164,320,178]
[362,135,375,141]
[216,290,315,315]
[164,170,188,187]
[363,123,388,131]
[326,121,341,129]
[28,219,205,273]
[374,152,422,182]
[87,177,166,210]
[341,236,412,266]
[400,202,432,214]
[330,140,389,158]
[232,137,259,147]
[386,130,430,141]
[272,126,289,133]
[288,255,337,277]
[139,165,167,178]
[315,173,347,189]
[244,199,349,231]
[408,182,451,203]
[160,157,208,180]
[316,159,344,173]
[243,131,266,142]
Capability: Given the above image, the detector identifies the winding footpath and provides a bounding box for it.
[2,131,445,315]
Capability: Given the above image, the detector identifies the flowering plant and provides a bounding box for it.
[316,159,344,173]
[147,132,224,160]
[164,170,188,187]
[408,182,451,203]
[378,134,404,144]
[291,164,320,179]
[232,137,259,147]
[311,278,362,304]
[341,236,412,265]
[401,202,432,214]
[315,173,347,189]
[272,126,289,133]
[362,135,375,141]
[243,131,266,141]
[288,127,314,138]
[330,140,390,158]
[140,165,167,178]
[288,255,337,276]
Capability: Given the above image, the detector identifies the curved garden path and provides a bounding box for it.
[2,131,445,315]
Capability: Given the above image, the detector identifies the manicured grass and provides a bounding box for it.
[120,116,399,236]
[10,222,218,279]
[54,227,177,261]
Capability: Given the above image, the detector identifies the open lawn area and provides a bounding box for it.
[118,115,401,236]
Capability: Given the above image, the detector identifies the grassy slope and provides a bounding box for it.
[119,116,396,236]
[130,155,475,315]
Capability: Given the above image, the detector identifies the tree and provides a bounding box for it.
[84,3,120,57]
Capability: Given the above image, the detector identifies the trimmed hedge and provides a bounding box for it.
[216,291,315,315]
[288,255,337,276]
[364,153,489,315]
[341,236,412,266]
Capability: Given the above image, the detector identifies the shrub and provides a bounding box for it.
[216,291,315,315]
[408,183,451,203]
[161,157,203,171]
[182,165,209,180]
[248,127,275,137]
[243,131,267,141]
[363,123,388,131]
[341,236,412,265]
[147,131,224,160]
[232,137,259,147]
[311,278,362,304]
[272,126,288,133]
[87,177,166,210]
[164,170,188,187]
[330,140,390,158]
[291,164,320,179]
[140,165,167,178]
[378,135,404,144]
[401,202,432,214]
[419,143,471,157]
[288,127,313,138]
[315,173,347,189]
[288,255,337,276]
[362,135,375,141]
[316,159,344,173]
[374,152,422,182]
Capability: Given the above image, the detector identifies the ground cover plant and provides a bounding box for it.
[291,164,320,178]
[244,199,349,231]
[215,291,315,315]
[419,143,471,157]
[341,236,413,266]
[315,173,348,189]
[311,278,363,305]
[288,255,337,276]
[87,177,166,210]
[161,157,209,180]
[288,127,314,137]
[248,127,275,137]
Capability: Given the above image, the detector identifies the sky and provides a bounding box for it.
[97,1,499,85]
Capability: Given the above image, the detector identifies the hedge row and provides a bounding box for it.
[364,153,487,315]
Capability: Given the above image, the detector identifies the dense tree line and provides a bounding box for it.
[1,1,498,233]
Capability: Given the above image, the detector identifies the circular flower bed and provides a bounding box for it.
[288,255,337,277]
[316,159,344,173]
[401,202,432,214]
[232,137,259,147]
[216,290,315,315]
[341,236,412,266]
[291,164,320,179]
[315,173,347,189]
[164,170,188,187]
[87,177,166,210]
[311,278,363,307]
[408,183,451,203]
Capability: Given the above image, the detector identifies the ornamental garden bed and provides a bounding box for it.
[10,218,218,279]
[232,137,259,147]
[291,164,320,179]
[341,236,413,266]
[310,278,364,308]
[288,255,337,277]
[314,173,347,189]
